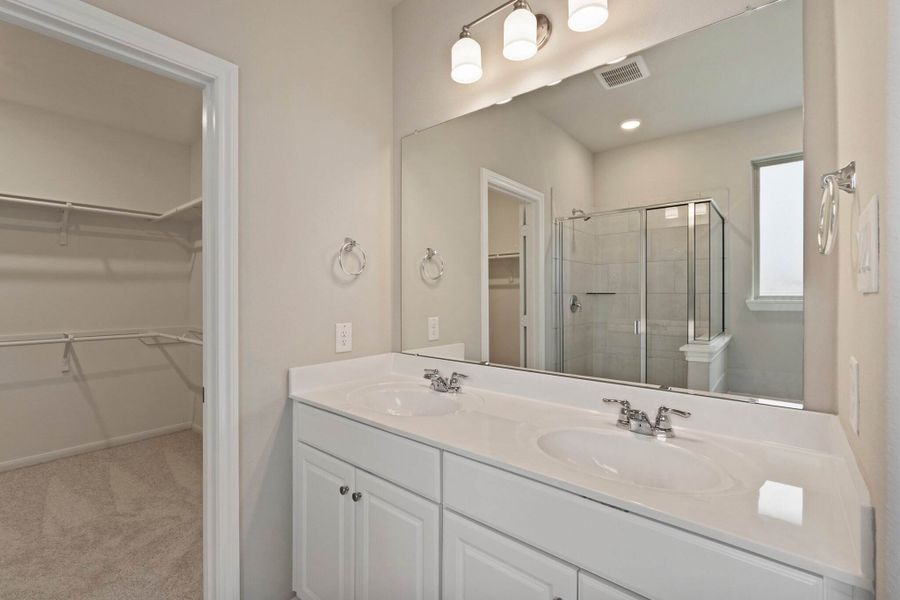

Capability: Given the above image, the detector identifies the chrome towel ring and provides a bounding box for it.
[338,237,367,276]
[420,247,445,282]
[818,161,856,255]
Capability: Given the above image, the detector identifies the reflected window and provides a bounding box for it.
[752,154,804,300]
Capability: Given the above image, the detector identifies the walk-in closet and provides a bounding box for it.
[0,20,204,599]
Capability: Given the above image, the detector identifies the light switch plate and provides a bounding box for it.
[335,322,352,353]
[427,316,440,341]
[849,356,859,435]
[856,195,879,294]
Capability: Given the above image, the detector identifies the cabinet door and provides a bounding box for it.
[295,443,355,600]
[354,470,439,600]
[579,572,647,600]
[443,510,577,600]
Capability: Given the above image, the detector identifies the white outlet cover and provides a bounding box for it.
[335,322,352,353]
[849,356,859,435]
[427,316,440,341]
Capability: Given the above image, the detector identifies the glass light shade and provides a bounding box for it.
[568,0,609,32]
[450,36,483,84]
[503,8,538,61]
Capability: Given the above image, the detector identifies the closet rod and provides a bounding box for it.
[0,192,202,222]
[153,197,203,222]
[0,330,203,348]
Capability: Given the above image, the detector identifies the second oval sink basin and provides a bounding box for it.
[349,383,478,417]
[537,428,734,494]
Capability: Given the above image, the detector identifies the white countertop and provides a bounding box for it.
[289,353,873,590]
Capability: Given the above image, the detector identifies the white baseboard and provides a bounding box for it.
[0,422,193,473]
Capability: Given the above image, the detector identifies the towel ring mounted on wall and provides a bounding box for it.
[338,237,367,277]
[818,161,856,255]
[420,247,445,282]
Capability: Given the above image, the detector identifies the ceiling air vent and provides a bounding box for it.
[593,56,650,90]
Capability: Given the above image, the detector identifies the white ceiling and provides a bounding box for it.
[0,20,202,145]
[522,0,802,153]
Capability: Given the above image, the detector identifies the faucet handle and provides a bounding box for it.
[448,372,468,392]
[654,406,691,430]
[423,368,440,380]
[603,397,631,410]
[603,398,632,427]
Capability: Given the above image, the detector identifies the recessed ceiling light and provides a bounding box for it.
[547,79,563,87]
[620,118,641,131]
[496,97,514,105]
[607,55,628,65]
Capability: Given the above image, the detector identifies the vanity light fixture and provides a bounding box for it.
[607,55,628,65]
[620,118,641,131]
[504,1,539,61]
[451,30,483,84]
[496,97,514,105]
[568,0,610,32]
[455,0,615,84]
[547,79,564,87]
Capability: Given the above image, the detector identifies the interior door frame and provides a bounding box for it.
[0,2,241,598]
[480,168,545,369]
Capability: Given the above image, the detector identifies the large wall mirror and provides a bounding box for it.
[401,0,804,406]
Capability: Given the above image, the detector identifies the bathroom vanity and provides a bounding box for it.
[290,353,873,600]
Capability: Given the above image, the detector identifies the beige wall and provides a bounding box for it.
[0,98,198,467]
[832,0,889,596]
[593,109,804,401]
[78,1,395,597]
[401,99,594,359]
[0,99,190,212]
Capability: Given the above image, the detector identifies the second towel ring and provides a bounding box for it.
[420,247,445,282]
[338,237,367,277]
[818,161,856,255]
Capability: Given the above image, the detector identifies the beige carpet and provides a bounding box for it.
[0,430,202,600]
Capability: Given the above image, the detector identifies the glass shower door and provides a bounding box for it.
[645,205,689,388]
[559,210,642,383]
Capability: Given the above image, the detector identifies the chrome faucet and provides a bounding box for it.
[423,369,467,393]
[603,398,691,439]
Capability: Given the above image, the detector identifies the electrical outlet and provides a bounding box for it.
[849,356,859,435]
[427,316,440,341]
[335,322,352,353]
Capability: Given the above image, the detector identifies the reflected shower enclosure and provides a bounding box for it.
[555,200,726,390]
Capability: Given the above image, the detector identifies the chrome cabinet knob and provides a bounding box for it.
[352,492,363,502]
[339,485,350,496]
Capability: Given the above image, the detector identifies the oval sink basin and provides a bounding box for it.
[349,383,478,417]
[537,428,734,494]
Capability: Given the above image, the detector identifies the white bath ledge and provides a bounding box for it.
[288,352,874,591]
[680,333,732,362]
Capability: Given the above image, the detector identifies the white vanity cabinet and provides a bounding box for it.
[443,510,578,600]
[292,401,854,600]
[294,442,439,600]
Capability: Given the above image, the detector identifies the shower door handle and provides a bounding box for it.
[633,320,641,335]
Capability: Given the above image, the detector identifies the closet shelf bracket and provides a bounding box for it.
[59,202,72,246]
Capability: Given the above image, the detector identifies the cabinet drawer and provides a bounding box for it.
[297,403,441,501]
[443,454,823,600]
[443,510,577,600]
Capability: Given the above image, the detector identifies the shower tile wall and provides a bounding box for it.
[558,220,597,376]
[592,212,641,383]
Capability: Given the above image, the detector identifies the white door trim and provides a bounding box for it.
[480,168,546,369]
[0,2,241,598]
